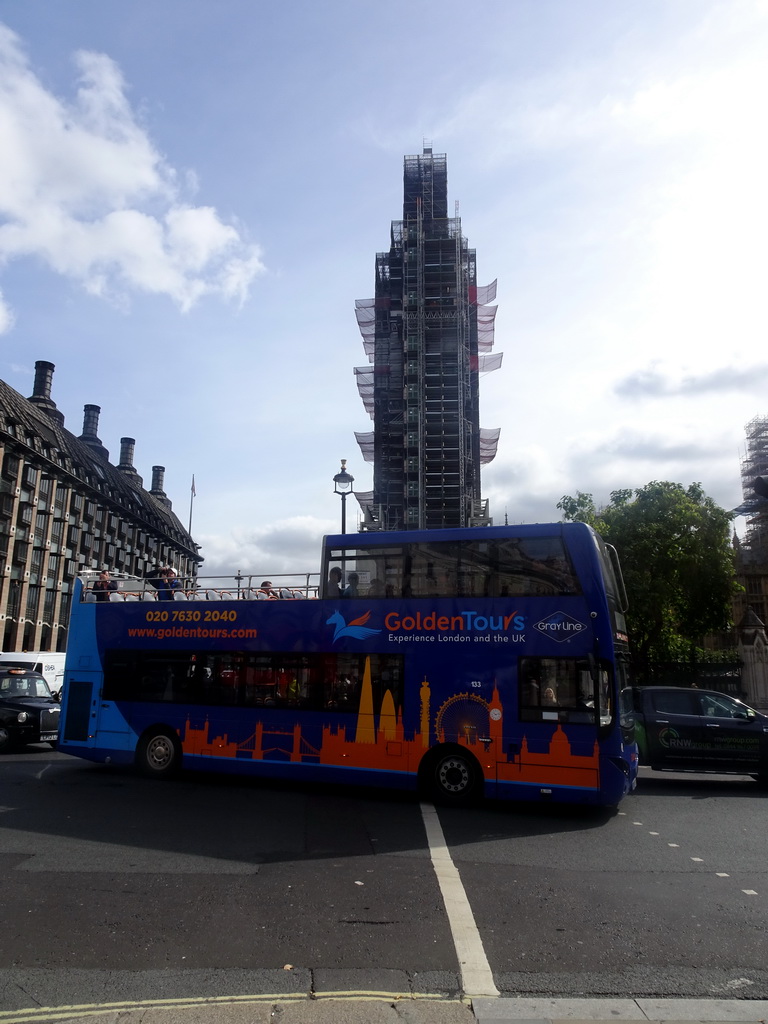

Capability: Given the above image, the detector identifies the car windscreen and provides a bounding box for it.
[0,672,52,699]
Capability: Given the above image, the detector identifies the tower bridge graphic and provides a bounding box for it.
[179,658,600,789]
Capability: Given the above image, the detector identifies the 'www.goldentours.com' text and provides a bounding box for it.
[127,626,259,640]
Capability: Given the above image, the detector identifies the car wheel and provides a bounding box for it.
[0,726,11,754]
[136,729,182,778]
[423,747,483,806]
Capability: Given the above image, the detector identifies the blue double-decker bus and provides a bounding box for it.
[58,523,637,806]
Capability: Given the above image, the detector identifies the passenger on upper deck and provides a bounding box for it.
[327,567,343,598]
[259,580,279,599]
[343,572,359,598]
[157,567,182,601]
[93,570,118,602]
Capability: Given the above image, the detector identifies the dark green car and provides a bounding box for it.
[633,686,768,782]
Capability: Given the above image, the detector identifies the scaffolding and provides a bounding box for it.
[354,147,503,531]
[740,416,768,559]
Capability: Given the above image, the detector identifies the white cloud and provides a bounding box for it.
[616,364,768,398]
[198,516,332,579]
[0,24,265,321]
[471,2,768,526]
[0,288,13,334]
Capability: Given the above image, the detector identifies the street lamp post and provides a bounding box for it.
[333,459,355,534]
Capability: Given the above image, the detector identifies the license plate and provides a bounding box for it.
[40,733,57,741]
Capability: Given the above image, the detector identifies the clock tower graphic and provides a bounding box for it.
[178,661,599,791]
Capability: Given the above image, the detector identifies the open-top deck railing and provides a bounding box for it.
[80,573,321,602]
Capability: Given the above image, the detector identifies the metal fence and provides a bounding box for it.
[638,660,743,696]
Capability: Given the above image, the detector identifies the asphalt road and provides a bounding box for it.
[0,748,766,1016]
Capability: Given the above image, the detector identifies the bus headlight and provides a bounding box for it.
[16,712,28,723]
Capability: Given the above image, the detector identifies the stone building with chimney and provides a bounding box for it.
[0,360,201,654]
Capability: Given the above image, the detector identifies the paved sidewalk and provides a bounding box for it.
[5,996,768,1024]
[0,994,474,1023]
[472,997,768,1023]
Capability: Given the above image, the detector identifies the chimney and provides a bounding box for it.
[27,360,65,426]
[78,404,109,461]
[150,465,172,509]
[117,437,143,487]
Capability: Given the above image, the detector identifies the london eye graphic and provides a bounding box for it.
[434,693,491,745]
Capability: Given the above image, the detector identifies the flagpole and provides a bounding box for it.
[188,475,196,534]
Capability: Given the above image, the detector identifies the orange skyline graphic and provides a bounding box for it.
[179,657,600,792]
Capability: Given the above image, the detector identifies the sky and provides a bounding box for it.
[0,0,766,578]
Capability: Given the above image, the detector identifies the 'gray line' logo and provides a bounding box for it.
[533,611,587,643]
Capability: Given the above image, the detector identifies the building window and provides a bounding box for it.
[2,454,19,481]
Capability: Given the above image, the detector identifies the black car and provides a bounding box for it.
[633,686,768,781]
[0,667,60,752]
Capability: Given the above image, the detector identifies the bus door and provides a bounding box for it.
[61,673,102,747]
[63,673,132,748]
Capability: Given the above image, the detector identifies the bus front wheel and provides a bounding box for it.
[136,729,182,779]
[422,747,483,807]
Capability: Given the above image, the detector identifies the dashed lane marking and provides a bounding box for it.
[626,809,759,896]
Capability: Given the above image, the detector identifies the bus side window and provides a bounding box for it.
[520,656,602,725]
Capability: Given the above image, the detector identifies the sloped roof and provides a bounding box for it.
[0,375,199,558]
[739,606,766,632]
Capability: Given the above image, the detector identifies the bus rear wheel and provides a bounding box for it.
[136,729,181,779]
[423,747,483,807]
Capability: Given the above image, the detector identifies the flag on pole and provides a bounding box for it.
[188,475,196,535]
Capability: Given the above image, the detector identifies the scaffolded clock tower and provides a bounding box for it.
[353,146,502,531]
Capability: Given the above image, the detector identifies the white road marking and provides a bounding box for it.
[627,810,758,897]
[420,803,499,998]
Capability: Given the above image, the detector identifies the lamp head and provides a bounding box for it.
[333,459,354,495]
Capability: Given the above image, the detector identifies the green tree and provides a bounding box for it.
[557,482,737,672]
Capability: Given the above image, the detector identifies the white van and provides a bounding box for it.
[0,652,66,695]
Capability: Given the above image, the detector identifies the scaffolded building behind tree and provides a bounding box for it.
[353,146,502,531]
[734,415,768,628]
[740,415,768,555]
